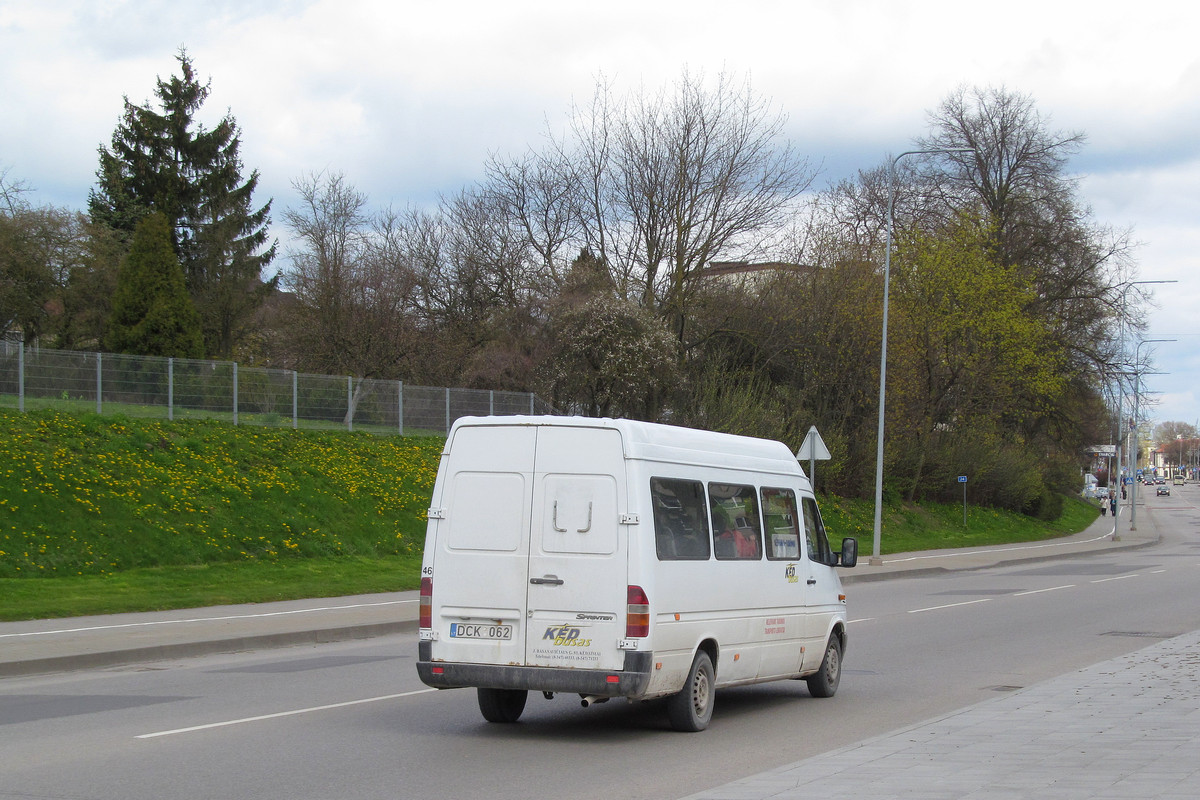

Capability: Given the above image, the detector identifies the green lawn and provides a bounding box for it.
[0,408,1099,621]
[0,409,438,620]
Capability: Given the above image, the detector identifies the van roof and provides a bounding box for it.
[448,416,808,479]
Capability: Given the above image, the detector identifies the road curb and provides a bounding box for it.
[0,620,417,678]
[839,533,1158,584]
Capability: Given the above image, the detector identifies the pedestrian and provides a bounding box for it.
[1109,493,1117,517]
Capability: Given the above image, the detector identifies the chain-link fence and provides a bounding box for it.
[0,342,556,435]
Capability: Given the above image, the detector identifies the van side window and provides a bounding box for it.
[761,488,800,560]
[650,478,711,560]
[801,496,833,565]
[709,483,762,560]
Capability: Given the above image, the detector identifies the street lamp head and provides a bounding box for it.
[891,147,975,167]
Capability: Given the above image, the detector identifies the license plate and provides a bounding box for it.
[450,622,513,640]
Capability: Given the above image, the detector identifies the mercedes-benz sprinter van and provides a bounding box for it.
[416,416,857,731]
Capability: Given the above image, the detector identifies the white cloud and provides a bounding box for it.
[2,0,1198,422]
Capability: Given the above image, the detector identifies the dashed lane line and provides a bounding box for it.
[136,688,437,739]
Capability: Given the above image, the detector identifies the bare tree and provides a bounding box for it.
[483,147,580,294]
[557,70,817,342]
[282,171,418,382]
[920,86,1085,261]
[1,170,94,344]
[918,85,1134,376]
[1154,421,1198,446]
[0,166,31,216]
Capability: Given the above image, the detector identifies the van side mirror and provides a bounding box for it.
[839,537,858,568]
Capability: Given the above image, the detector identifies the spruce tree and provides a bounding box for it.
[89,48,276,358]
[106,212,204,358]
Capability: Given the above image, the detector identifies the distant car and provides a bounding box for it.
[1157,485,1170,496]
[1095,486,1110,499]
[1155,477,1166,485]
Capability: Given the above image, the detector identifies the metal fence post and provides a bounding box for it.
[0,343,552,430]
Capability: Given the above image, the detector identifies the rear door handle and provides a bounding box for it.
[530,576,565,586]
[807,578,817,585]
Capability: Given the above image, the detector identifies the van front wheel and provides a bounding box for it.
[667,650,715,731]
[477,688,528,723]
[805,636,842,698]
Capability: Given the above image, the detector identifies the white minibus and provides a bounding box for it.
[416,416,858,731]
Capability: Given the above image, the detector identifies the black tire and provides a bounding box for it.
[667,650,715,731]
[477,687,528,723]
[806,635,842,698]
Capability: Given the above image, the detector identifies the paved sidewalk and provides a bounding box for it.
[683,628,1200,799]
[677,504,1199,800]
[0,592,421,677]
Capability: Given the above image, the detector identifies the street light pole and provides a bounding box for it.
[871,147,973,565]
[1111,279,1176,541]
[1129,338,1173,531]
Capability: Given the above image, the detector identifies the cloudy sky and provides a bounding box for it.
[3,0,1197,430]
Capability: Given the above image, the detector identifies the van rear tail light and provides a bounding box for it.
[419,577,433,629]
[626,585,650,637]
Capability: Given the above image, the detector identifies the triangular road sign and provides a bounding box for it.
[796,425,831,461]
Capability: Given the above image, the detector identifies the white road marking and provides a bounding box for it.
[136,688,436,739]
[0,600,416,640]
[1014,584,1075,596]
[909,598,991,614]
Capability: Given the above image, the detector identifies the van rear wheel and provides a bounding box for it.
[667,650,714,732]
[805,635,842,698]
[477,688,528,723]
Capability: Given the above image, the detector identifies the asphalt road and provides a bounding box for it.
[3,492,1200,800]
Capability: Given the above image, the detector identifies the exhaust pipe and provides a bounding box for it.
[580,695,610,708]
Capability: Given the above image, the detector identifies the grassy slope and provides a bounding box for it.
[0,409,1098,621]
[0,409,440,619]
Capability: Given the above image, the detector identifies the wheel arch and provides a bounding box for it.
[831,621,847,660]
[697,637,720,675]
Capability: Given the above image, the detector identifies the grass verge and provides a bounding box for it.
[819,491,1100,553]
[0,555,421,622]
[0,408,1100,621]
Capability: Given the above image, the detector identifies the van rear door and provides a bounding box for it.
[431,424,536,669]
[431,422,628,674]
[525,425,628,671]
